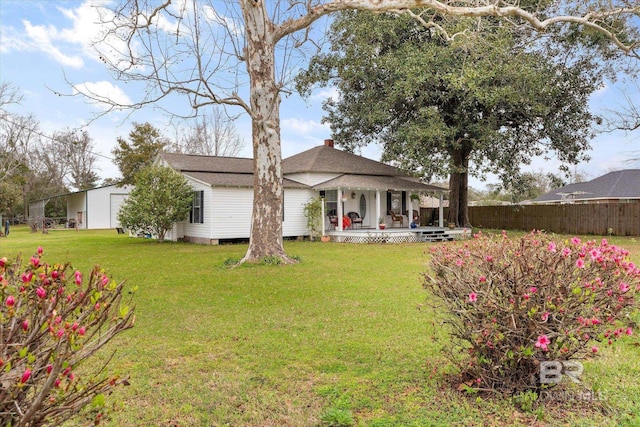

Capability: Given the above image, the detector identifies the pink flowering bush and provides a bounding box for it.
[0,248,135,426]
[424,231,639,393]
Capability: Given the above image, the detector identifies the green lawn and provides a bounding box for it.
[1,226,639,426]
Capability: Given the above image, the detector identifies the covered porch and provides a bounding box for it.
[315,174,449,235]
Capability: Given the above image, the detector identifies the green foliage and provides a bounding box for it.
[424,231,640,393]
[0,248,135,426]
[297,10,603,226]
[112,122,167,186]
[303,197,323,240]
[320,407,354,427]
[117,166,193,242]
[511,390,539,412]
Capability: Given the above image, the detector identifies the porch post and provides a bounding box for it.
[438,192,444,227]
[376,190,381,230]
[321,197,326,235]
[408,197,413,228]
[338,188,344,231]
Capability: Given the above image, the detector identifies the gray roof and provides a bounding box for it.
[534,169,640,202]
[184,172,308,189]
[313,174,447,193]
[160,152,254,174]
[283,145,405,176]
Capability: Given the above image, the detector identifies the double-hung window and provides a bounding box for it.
[190,190,204,224]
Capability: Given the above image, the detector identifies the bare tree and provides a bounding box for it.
[52,129,101,191]
[0,83,39,183]
[84,0,640,263]
[169,108,245,157]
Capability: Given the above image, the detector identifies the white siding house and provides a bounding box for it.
[155,139,446,244]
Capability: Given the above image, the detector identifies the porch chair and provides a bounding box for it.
[389,210,404,227]
[347,212,363,229]
[328,215,338,230]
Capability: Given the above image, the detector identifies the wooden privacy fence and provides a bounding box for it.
[467,204,640,236]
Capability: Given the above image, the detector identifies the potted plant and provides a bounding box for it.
[378,216,386,230]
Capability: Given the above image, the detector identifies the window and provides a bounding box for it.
[387,191,406,214]
[321,190,338,216]
[190,190,204,224]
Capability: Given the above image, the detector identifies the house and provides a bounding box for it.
[532,169,640,204]
[28,184,133,230]
[156,139,448,244]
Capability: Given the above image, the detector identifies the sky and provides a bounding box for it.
[1,0,639,191]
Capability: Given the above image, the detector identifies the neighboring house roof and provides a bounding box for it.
[313,174,446,193]
[283,145,405,176]
[533,169,640,203]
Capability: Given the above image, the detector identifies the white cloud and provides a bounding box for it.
[22,20,85,68]
[281,117,329,135]
[311,87,340,102]
[73,81,132,110]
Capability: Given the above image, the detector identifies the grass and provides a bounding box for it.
[1,226,639,426]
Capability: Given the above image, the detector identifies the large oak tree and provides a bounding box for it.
[296,11,609,226]
[86,0,639,261]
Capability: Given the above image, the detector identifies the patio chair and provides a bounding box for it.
[389,210,404,227]
[328,215,338,230]
[347,212,363,229]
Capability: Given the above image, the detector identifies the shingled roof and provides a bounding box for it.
[533,169,640,203]
[159,152,307,188]
[160,152,253,174]
[283,145,405,176]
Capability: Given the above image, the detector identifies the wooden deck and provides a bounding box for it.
[326,227,471,243]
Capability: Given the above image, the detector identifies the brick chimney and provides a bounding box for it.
[324,139,334,148]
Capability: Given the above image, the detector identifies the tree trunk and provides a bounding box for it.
[447,145,472,228]
[240,0,293,264]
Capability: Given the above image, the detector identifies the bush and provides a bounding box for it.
[424,231,639,394]
[0,247,135,426]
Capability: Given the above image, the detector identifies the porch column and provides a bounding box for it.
[338,188,345,231]
[439,192,444,227]
[375,190,381,230]
[408,197,413,228]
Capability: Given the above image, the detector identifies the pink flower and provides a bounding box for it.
[529,286,538,293]
[576,259,585,268]
[21,271,33,283]
[78,326,86,336]
[455,259,464,266]
[37,246,43,255]
[547,242,557,252]
[619,282,630,293]
[36,287,46,299]
[561,247,571,258]
[523,293,530,300]
[0,257,6,267]
[74,271,82,286]
[21,369,31,383]
[22,320,29,332]
[535,335,551,351]
[46,365,53,374]
[56,329,65,338]
[51,270,59,280]
[468,292,478,303]
[541,312,550,321]
[626,327,633,336]
[5,296,15,307]
[30,256,40,268]
[479,276,486,283]
[485,256,494,262]
[571,237,581,245]
[591,346,599,353]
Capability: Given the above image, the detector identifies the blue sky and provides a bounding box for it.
[1,0,639,190]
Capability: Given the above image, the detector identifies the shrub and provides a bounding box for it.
[0,248,135,426]
[424,231,639,394]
